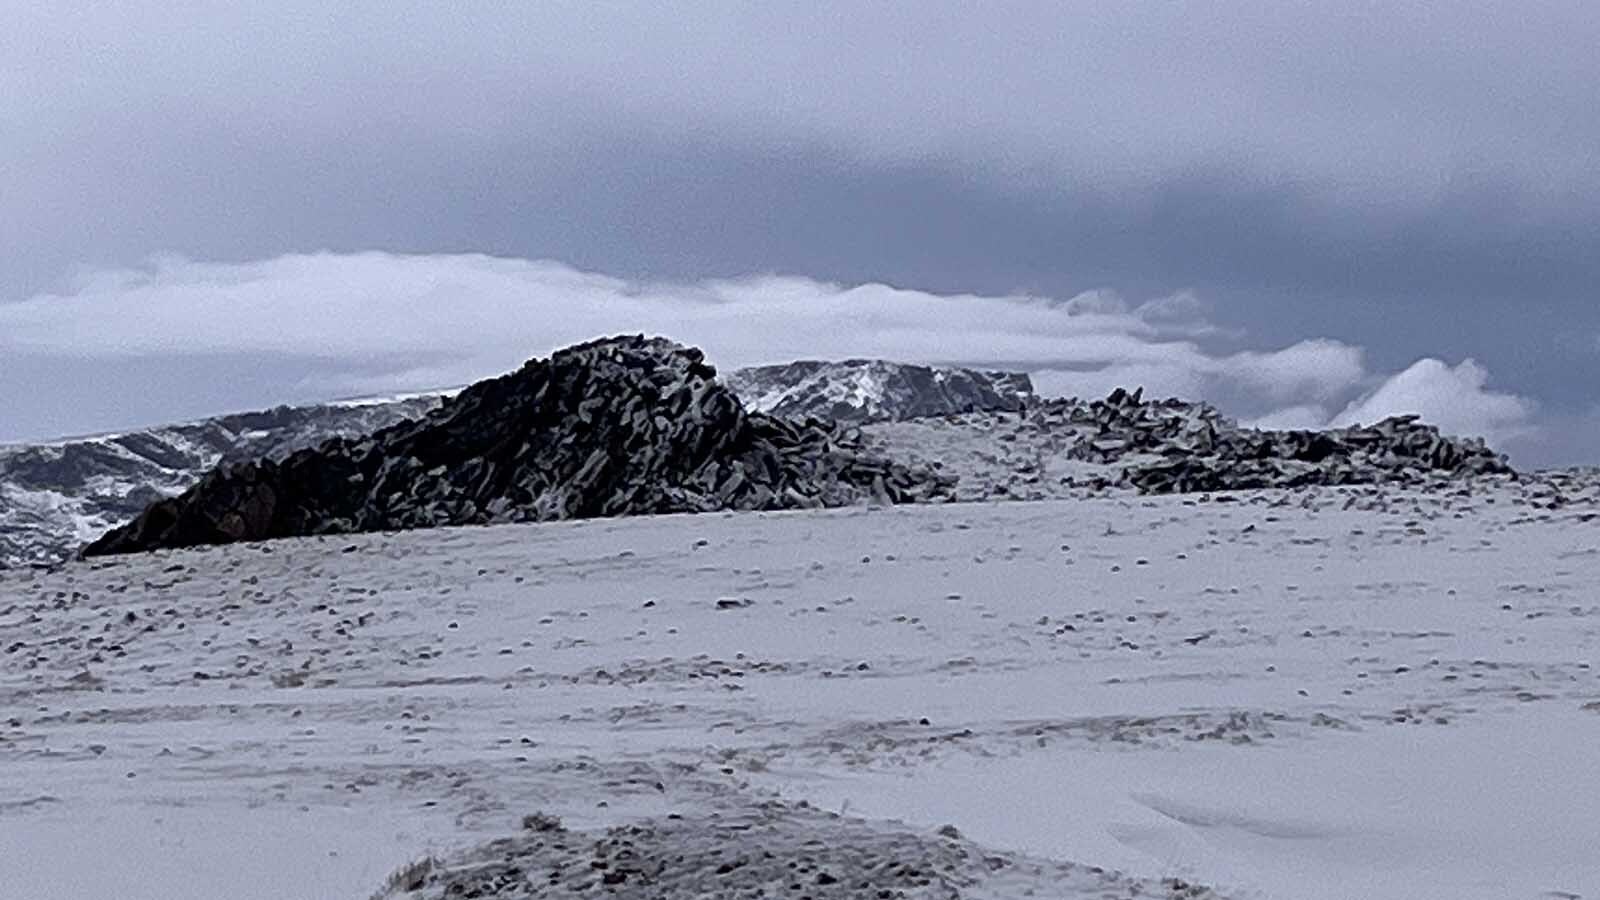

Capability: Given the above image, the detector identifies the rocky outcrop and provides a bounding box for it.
[5,358,1027,568]
[860,387,1513,501]
[1062,388,1512,493]
[5,343,1527,565]
[83,337,954,557]
[724,359,1032,423]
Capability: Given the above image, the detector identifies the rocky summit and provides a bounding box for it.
[2,339,1526,566]
[723,359,1032,422]
[1058,388,1513,493]
[861,387,1514,502]
[2,358,1022,568]
[83,336,954,557]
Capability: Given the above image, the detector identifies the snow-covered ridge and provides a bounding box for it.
[723,358,1033,422]
[0,395,445,568]
[80,337,1516,561]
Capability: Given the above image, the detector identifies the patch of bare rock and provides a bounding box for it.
[863,387,1512,501]
[85,337,953,557]
[376,802,1223,900]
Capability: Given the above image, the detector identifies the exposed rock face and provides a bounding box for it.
[83,337,954,557]
[3,343,1524,566]
[4,359,1024,568]
[0,396,442,568]
[1080,389,1513,493]
[724,359,1032,423]
[380,801,1223,900]
[860,387,1513,501]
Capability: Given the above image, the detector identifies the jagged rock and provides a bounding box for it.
[1068,388,1511,493]
[3,359,1030,568]
[3,342,1529,565]
[83,337,956,557]
[860,388,1514,500]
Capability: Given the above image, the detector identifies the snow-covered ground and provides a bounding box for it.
[3,482,1598,898]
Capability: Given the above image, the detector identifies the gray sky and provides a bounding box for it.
[3,2,1598,465]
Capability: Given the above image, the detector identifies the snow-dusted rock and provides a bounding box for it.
[384,801,1222,900]
[861,387,1513,501]
[0,343,1524,567]
[83,336,954,556]
[724,359,1033,423]
[3,359,1025,567]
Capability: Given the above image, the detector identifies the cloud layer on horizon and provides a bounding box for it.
[0,253,1539,458]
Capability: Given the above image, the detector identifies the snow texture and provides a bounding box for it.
[4,474,1599,899]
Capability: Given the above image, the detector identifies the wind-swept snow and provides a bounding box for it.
[2,479,1598,898]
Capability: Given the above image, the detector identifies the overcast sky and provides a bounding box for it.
[3,3,1598,465]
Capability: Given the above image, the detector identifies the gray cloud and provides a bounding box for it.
[1,3,1596,464]
[8,3,1597,200]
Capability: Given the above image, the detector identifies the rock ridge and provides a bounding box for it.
[83,336,954,556]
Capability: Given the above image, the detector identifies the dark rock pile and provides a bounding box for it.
[377,802,1223,900]
[1050,388,1513,493]
[856,387,1516,502]
[84,337,954,557]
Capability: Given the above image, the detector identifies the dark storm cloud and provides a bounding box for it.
[2,2,1597,463]
[7,1,1598,290]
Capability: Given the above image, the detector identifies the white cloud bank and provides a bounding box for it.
[1332,358,1535,443]
[0,252,1535,448]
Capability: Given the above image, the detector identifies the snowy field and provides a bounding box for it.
[3,482,1598,898]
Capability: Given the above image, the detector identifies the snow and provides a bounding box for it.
[325,388,459,409]
[2,483,1598,898]
[0,483,117,551]
[730,363,899,418]
[1,393,447,568]
[770,708,1600,899]
[5,803,439,900]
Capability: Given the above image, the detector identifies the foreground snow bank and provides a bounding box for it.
[773,708,1600,900]
[3,478,1598,898]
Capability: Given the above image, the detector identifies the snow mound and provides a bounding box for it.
[381,801,1220,900]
